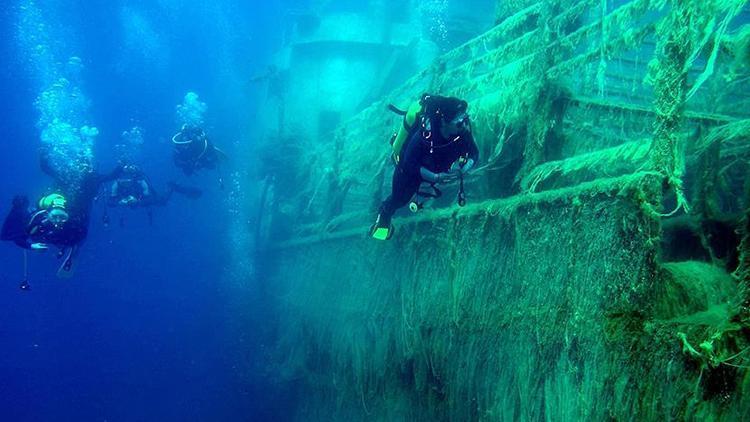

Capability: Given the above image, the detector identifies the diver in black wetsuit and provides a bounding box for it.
[107,164,202,208]
[1,159,124,277]
[105,164,202,226]
[32,167,123,248]
[108,164,154,207]
[171,125,226,176]
[370,95,479,240]
[2,193,71,289]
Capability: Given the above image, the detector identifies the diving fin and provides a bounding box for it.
[2,196,30,243]
[57,246,79,279]
[369,214,393,241]
[371,226,392,241]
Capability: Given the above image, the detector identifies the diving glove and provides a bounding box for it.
[436,172,458,184]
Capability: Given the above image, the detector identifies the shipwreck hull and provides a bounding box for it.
[252,0,750,419]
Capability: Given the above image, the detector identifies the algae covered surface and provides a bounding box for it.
[252,0,750,419]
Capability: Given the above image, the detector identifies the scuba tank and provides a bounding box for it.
[388,93,443,164]
[389,100,424,164]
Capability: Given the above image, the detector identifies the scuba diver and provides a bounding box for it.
[108,164,154,207]
[2,193,70,289]
[2,160,125,280]
[104,164,202,226]
[370,94,479,240]
[2,191,83,283]
[171,125,227,187]
[1,194,67,250]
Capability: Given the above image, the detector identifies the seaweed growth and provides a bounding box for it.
[735,184,750,313]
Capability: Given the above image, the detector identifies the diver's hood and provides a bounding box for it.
[422,95,468,122]
[39,193,67,210]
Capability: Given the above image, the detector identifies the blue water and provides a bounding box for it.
[0,1,293,420]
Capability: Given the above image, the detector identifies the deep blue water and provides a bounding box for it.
[0,1,293,420]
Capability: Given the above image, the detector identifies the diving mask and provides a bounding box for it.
[47,208,69,226]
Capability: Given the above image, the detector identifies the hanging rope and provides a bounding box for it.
[20,250,30,291]
[23,250,28,280]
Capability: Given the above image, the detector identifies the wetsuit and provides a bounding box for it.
[379,127,478,222]
[109,170,165,207]
[173,136,220,175]
[3,164,125,249]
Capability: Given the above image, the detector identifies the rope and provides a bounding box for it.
[23,249,28,280]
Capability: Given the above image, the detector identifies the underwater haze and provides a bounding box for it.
[0,0,288,420]
[3,0,750,421]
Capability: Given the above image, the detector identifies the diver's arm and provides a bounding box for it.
[139,180,150,196]
[420,167,440,183]
[420,167,456,184]
[14,239,33,249]
[24,211,49,250]
[400,133,454,184]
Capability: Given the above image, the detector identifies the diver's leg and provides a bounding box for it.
[371,168,420,239]
[380,168,421,222]
[380,168,422,219]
